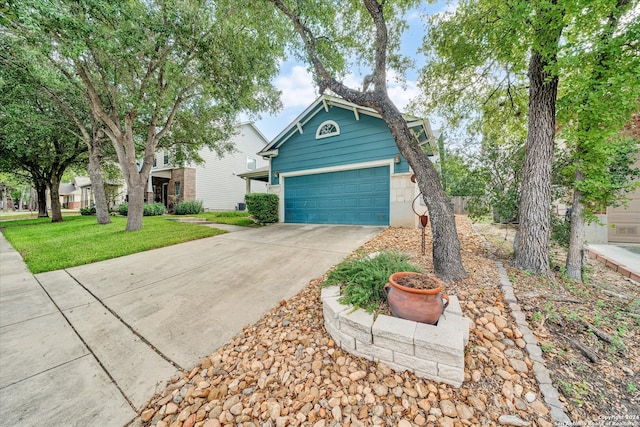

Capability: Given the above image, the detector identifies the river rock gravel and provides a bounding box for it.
[138,217,554,427]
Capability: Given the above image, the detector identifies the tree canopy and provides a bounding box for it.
[0,55,87,220]
[420,0,640,276]
[3,0,288,230]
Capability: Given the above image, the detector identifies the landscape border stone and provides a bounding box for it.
[321,286,470,387]
[495,260,572,425]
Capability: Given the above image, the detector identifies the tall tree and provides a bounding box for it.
[5,0,286,231]
[0,65,87,220]
[423,0,640,276]
[513,0,565,275]
[422,0,566,275]
[265,0,467,282]
[0,34,114,224]
[558,0,640,280]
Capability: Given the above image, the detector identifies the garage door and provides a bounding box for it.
[284,166,390,225]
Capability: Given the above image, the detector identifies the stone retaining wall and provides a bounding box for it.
[321,286,471,387]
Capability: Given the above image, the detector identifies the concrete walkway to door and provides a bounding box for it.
[0,223,383,426]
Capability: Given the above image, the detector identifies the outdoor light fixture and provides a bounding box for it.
[394,154,401,164]
[274,171,279,178]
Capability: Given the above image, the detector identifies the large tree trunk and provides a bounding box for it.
[566,169,585,281]
[126,178,146,231]
[88,144,111,225]
[514,48,559,276]
[50,173,63,222]
[381,101,467,282]
[35,181,48,218]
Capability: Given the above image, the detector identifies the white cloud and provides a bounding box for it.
[274,65,317,109]
[387,79,421,112]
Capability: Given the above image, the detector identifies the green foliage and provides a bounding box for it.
[441,143,524,223]
[5,0,288,230]
[118,203,129,216]
[144,203,166,217]
[324,251,421,314]
[174,200,203,215]
[197,211,254,227]
[550,212,571,248]
[438,149,488,197]
[245,193,278,224]
[118,203,165,217]
[79,207,96,216]
[1,215,223,273]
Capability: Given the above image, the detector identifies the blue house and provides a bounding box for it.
[250,95,437,226]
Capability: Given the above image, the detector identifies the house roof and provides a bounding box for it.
[258,94,436,157]
[73,176,92,188]
[238,121,270,145]
[58,183,77,196]
[236,165,269,182]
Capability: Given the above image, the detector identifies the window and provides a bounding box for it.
[163,151,169,165]
[315,120,340,139]
[246,157,257,170]
[153,155,157,167]
[175,181,181,197]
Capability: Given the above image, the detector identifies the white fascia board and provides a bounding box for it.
[279,159,395,179]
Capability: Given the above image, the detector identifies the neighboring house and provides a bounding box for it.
[58,176,125,210]
[242,95,437,226]
[147,122,268,211]
[606,156,640,244]
[58,180,82,209]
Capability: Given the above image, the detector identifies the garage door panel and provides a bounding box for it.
[285,166,390,225]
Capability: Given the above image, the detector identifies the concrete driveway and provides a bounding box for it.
[0,223,383,426]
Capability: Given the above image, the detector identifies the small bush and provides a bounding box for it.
[117,202,166,216]
[245,193,278,224]
[324,251,421,314]
[79,207,96,216]
[144,203,166,216]
[174,200,203,215]
[118,203,129,216]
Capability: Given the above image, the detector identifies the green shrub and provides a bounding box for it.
[118,203,129,216]
[245,193,278,224]
[144,203,166,216]
[174,200,203,215]
[117,202,166,216]
[324,251,421,313]
[79,207,96,216]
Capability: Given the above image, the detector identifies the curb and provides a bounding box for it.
[585,247,640,283]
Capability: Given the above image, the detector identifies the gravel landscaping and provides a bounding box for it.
[137,217,565,427]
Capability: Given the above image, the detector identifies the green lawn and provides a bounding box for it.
[1,215,226,273]
[173,210,256,227]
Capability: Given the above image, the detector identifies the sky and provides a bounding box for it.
[251,1,453,141]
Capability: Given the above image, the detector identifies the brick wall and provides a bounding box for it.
[170,168,196,202]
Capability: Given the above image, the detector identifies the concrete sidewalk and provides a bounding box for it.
[0,223,383,426]
[586,243,640,282]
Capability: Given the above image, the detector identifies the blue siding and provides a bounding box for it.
[284,166,390,225]
[271,107,408,184]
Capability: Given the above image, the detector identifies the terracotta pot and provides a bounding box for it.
[384,272,449,324]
